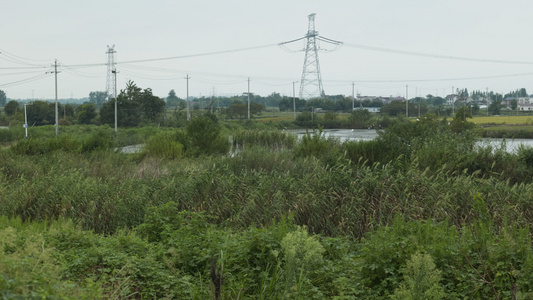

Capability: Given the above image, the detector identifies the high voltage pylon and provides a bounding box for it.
[106,45,116,100]
[280,13,342,100]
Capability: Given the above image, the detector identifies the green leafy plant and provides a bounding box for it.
[391,253,445,300]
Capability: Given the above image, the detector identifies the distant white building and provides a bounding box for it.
[354,107,380,113]
[503,97,533,107]
[519,103,533,111]
[446,94,459,106]
[518,97,533,104]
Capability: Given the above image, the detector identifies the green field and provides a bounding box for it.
[473,115,533,125]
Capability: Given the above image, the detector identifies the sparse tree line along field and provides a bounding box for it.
[2,85,533,298]
[2,85,532,130]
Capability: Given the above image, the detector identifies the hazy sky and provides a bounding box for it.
[2,0,533,100]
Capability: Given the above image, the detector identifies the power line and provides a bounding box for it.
[0,48,52,62]
[324,71,533,83]
[60,43,279,68]
[343,42,533,65]
[0,73,52,88]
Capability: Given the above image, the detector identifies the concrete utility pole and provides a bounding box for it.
[293,81,297,120]
[486,87,490,116]
[24,102,32,139]
[417,87,420,118]
[352,82,355,111]
[452,86,455,116]
[247,78,251,120]
[405,84,409,117]
[54,60,59,136]
[113,69,118,133]
[185,75,191,121]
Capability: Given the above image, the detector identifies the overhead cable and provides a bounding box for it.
[344,43,533,65]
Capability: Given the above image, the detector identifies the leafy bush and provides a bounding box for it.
[186,115,229,156]
[79,128,114,153]
[294,111,317,127]
[143,131,184,159]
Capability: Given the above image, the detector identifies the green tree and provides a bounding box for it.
[510,99,518,110]
[224,101,266,119]
[166,89,181,107]
[4,100,19,116]
[24,101,51,125]
[75,103,97,124]
[139,88,166,122]
[186,114,228,156]
[250,102,266,116]
[279,97,306,112]
[350,109,371,129]
[99,81,165,126]
[88,91,108,107]
[488,101,502,115]
[64,104,75,119]
[450,106,474,132]
[381,100,416,117]
[0,90,6,107]
[432,97,445,106]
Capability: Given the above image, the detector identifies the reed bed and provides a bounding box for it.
[231,129,297,151]
[2,145,533,238]
[3,117,533,298]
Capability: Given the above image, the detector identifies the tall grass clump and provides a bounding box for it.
[115,126,164,147]
[231,129,297,151]
[79,128,114,153]
[293,127,342,161]
[10,135,80,155]
[226,145,296,175]
[0,127,21,145]
[343,139,385,166]
[371,115,454,164]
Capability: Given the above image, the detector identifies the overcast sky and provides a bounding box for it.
[2,0,533,101]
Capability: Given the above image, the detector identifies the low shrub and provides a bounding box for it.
[143,131,184,159]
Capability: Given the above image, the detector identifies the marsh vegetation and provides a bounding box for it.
[1,114,533,298]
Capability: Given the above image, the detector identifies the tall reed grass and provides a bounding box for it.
[231,129,297,151]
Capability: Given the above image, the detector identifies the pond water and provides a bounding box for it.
[119,129,533,154]
[292,129,533,154]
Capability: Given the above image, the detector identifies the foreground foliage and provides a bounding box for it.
[2,116,533,298]
[1,208,532,299]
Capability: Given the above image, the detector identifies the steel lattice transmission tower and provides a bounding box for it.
[280,14,342,100]
[105,45,116,100]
